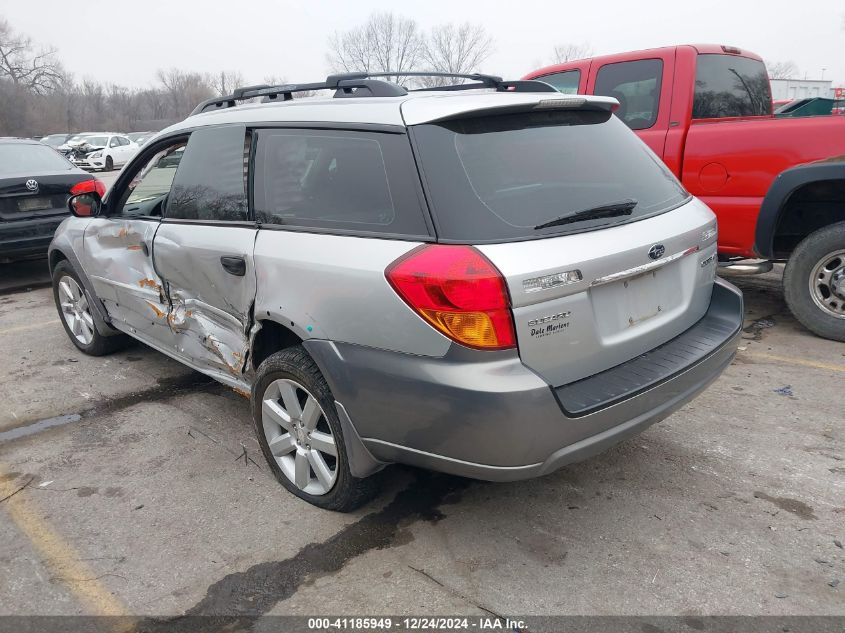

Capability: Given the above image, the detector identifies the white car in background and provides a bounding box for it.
[67,133,139,171]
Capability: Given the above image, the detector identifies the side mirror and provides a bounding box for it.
[68,192,102,217]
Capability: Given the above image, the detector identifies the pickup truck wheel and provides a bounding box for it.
[252,345,381,512]
[783,222,845,342]
[52,260,132,355]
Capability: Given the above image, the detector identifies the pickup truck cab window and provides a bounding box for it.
[693,54,771,119]
[594,59,663,130]
[537,70,581,94]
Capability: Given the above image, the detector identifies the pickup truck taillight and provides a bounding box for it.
[385,245,516,350]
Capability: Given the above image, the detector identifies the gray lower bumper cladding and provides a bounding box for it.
[305,278,743,482]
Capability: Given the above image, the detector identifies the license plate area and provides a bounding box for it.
[623,269,663,326]
[17,197,53,212]
[590,264,681,338]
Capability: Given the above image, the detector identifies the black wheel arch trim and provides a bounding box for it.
[48,243,120,337]
[755,161,845,259]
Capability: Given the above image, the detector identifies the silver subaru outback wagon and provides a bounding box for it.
[50,73,743,511]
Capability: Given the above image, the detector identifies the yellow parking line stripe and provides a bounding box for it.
[743,352,845,373]
[0,319,60,335]
[0,467,128,617]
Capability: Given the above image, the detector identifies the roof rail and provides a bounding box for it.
[189,72,558,116]
[190,75,408,116]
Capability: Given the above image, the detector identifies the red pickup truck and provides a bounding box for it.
[525,44,845,341]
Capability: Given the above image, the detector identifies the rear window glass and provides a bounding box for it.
[693,54,771,118]
[538,70,581,94]
[0,144,73,174]
[253,129,430,237]
[412,110,689,243]
[166,124,248,221]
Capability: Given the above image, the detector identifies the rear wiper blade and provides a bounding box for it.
[534,199,638,230]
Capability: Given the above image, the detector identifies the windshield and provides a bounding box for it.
[81,136,109,147]
[411,109,689,242]
[0,144,74,174]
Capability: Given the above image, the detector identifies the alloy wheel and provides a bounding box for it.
[261,378,338,495]
[58,276,95,345]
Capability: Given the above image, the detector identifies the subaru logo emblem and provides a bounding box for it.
[648,244,665,260]
[25,179,39,192]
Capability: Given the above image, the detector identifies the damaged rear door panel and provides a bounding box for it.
[154,224,256,381]
[152,124,256,385]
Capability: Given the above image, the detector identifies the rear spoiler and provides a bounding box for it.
[401,93,619,126]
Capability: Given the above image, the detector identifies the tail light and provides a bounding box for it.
[385,245,516,350]
[70,178,106,198]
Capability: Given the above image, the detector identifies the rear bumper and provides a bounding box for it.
[0,215,67,259]
[305,278,743,481]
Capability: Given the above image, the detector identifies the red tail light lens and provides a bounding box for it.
[70,178,106,198]
[385,245,516,350]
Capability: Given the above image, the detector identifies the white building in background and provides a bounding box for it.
[770,78,833,100]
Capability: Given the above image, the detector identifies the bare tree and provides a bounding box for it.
[766,60,799,80]
[211,70,245,96]
[327,12,423,84]
[550,43,593,64]
[418,23,494,87]
[156,68,214,118]
[0,18,64,94]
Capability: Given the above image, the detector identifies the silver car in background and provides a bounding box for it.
[49,72,743,511]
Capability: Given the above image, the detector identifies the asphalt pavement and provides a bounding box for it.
[0,265,843,618]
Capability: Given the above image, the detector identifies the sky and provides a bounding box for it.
[2,0,844,88]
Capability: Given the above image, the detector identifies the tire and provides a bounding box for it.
[105,156,113,171]
[783,221,845,342]
[52,260,132,355]
[251,345,380,511]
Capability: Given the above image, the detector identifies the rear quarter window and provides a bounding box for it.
[253,128,430,238]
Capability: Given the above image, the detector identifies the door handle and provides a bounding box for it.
[220,256,246,277]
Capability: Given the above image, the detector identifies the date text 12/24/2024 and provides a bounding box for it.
[307,617,527,630]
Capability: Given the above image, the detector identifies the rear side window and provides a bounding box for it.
[166,124,248,221]
[253,129,430,237]
[693,54,771,118]
[594,59,663,130]
[538,70,581,94]
[411,110,689,243]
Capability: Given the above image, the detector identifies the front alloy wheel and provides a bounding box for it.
[57,275,94,345]
[261,378,338,495]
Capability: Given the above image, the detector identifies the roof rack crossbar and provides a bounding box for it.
[190,72,560,116]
